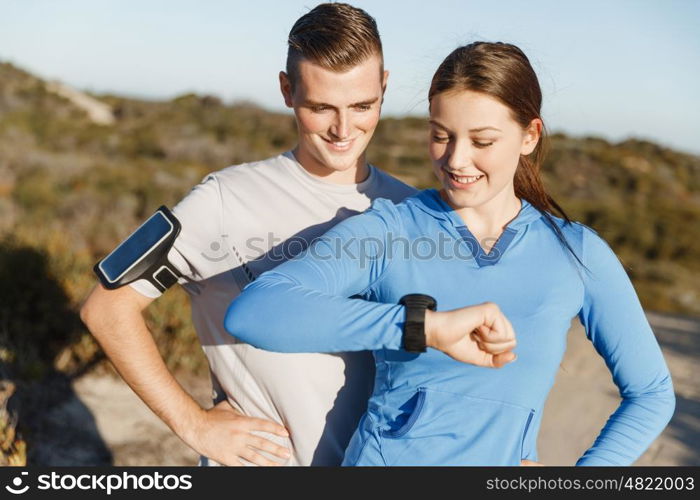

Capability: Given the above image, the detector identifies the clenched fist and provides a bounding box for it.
[424,302,517,367]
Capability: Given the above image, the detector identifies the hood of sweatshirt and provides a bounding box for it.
[405,189,544,267]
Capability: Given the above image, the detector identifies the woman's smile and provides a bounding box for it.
[443,167,485,189]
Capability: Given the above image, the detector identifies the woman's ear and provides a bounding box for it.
[521,118,543,155]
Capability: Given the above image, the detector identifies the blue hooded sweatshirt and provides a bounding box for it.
[224,189,675,466]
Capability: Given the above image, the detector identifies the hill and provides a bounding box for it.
[1,61,699,463]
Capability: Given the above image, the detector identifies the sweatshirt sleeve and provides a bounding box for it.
[575,226,675,466]
[224,198,406,353]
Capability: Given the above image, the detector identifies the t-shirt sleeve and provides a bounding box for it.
[224,198,407,352]
[129,173,225,298]
[575,226,675,466]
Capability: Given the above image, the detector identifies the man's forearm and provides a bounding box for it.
[80,286,204,442]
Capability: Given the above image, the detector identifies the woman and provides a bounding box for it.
[225,42,675,466]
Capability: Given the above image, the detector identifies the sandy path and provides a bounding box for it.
[70,373,211,466]
[65,312,698,466]
[538,312,699,465]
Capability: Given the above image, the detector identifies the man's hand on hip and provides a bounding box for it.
[186,400,292,466]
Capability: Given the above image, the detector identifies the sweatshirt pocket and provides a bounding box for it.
[379,387,535,466]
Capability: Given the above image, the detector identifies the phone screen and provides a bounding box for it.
[99,211,174,283]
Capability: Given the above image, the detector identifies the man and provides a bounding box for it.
[80,3,416,466]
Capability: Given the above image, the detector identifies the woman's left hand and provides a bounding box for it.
[520,460,544,466]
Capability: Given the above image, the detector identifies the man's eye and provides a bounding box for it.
[310,106,330,113]
[355,104,371,111]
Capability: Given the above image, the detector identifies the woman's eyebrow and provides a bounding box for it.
[428,120,502,134]
[469,126,502,133]
[428,119,450,131]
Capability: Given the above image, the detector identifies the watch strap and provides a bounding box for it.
[399,294,437,353]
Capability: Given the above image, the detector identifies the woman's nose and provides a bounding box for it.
[447,139,473,170]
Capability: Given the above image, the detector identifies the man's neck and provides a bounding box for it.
[292,147,370,185]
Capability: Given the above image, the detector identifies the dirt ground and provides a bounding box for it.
[35,311,700,466]
[539,312,699,466]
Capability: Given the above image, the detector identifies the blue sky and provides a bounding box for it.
[1,0,699,154]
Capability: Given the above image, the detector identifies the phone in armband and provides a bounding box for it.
[94,206,183,292]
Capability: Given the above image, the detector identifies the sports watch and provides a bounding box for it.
[399,294,438,353]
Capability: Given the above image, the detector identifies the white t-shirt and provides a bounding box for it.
[131,151,416,465]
